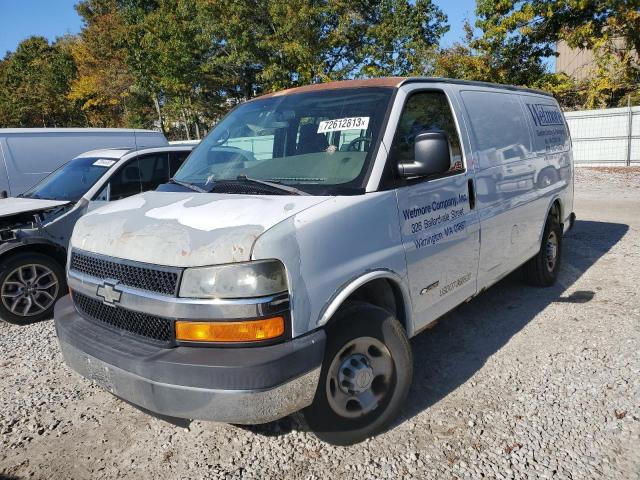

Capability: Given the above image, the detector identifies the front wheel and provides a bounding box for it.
[0,253,65,325]
[302,301,413,445]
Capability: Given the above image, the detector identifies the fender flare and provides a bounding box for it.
[0,237,66,262]
[316,269,414,336]
[536,196,564,245]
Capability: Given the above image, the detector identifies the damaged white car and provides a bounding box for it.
[0,145,192,324]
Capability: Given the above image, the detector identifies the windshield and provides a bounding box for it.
[23,157,117,201]
[174,88,394,195]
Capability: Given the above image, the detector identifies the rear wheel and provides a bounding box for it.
[523,215,562,287]
[0,253,65,325]
[302,301,412,445]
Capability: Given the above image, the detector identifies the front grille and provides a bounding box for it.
[70,252,180,296]
[73,292,173,345]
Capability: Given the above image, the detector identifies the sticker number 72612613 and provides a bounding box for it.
[317,116,370,133]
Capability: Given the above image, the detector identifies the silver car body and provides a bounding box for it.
[0,145,193,259]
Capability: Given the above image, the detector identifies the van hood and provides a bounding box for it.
[0,197,71,218]
[71,191,330,267]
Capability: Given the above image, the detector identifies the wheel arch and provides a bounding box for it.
[0,239,67,269]
[536,197,563,246]
[550,198,562,224]
[317,270,414,336]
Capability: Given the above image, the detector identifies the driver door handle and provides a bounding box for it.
[468,179,476,210]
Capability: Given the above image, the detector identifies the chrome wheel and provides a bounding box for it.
[1,264,59,317]
[326,336,394,418]
[545,231,558,272]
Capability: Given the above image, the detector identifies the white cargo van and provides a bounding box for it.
[54,78,575,445]
[0,128,168,196]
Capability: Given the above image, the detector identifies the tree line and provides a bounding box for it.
[0,0,637,139]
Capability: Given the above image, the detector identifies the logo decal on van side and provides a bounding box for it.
[420,281,439,295]
[403,191,469,249]
[526,104,564,127]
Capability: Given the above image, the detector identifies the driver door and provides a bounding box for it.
[393,90,480,331]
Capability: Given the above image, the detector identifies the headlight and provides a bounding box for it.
[179,260,288,299]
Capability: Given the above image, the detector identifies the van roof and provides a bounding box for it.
[0,128,163,134]
[257,77,552,99]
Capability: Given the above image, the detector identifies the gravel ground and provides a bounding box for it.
[1,168,639,480]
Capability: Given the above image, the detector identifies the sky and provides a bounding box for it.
[0,0,478,57]
[0,0,82,56]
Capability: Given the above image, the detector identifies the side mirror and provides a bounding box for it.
[398,131,451,178]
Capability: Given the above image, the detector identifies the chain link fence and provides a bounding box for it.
[564,105,639,166]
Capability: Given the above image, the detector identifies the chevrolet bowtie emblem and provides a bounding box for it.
[96,280,122,306]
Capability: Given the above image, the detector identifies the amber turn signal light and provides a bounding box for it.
[175,317,285,343]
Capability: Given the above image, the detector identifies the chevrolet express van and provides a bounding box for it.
[54,78,574,445]
[0,128,168,197]
[0,146,192,324]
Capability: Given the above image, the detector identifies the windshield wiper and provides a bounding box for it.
[168,178,208,193]
[236,175,308,196]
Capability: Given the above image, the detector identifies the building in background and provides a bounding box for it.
[556,39,631,80]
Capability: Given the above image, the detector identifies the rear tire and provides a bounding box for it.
[0,253,65,325]
[302,301,413,445]
[523,215,562,287]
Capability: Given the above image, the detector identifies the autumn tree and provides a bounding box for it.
[70,0,157,127]
[475,0,640,107]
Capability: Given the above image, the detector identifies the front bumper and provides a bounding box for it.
[54,295,325,424]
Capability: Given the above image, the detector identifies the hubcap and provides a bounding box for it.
[546,231,558,272]
[1,264,59,317]
[326,336,394,419]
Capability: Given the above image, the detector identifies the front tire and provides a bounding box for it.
[523,215,563,287]
[0,253,65,325]
[302,301,413,445]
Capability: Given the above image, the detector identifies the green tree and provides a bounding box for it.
[118,0,225,137]
[0,36,84,127]
[200,0,448,94]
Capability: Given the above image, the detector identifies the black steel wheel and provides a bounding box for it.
[302,301,413,445]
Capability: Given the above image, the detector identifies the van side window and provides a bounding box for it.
[392,91,464,172]
[460,91,532,166]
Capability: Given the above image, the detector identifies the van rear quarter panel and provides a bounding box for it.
[454,86,572,289]
[251,191,409,338]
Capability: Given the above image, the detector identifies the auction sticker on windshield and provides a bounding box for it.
[317,117,369,133]
[93,159,117,167]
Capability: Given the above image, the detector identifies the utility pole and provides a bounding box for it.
[627,95,633,167]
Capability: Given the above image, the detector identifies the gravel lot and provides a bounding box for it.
[1,167,639,480]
